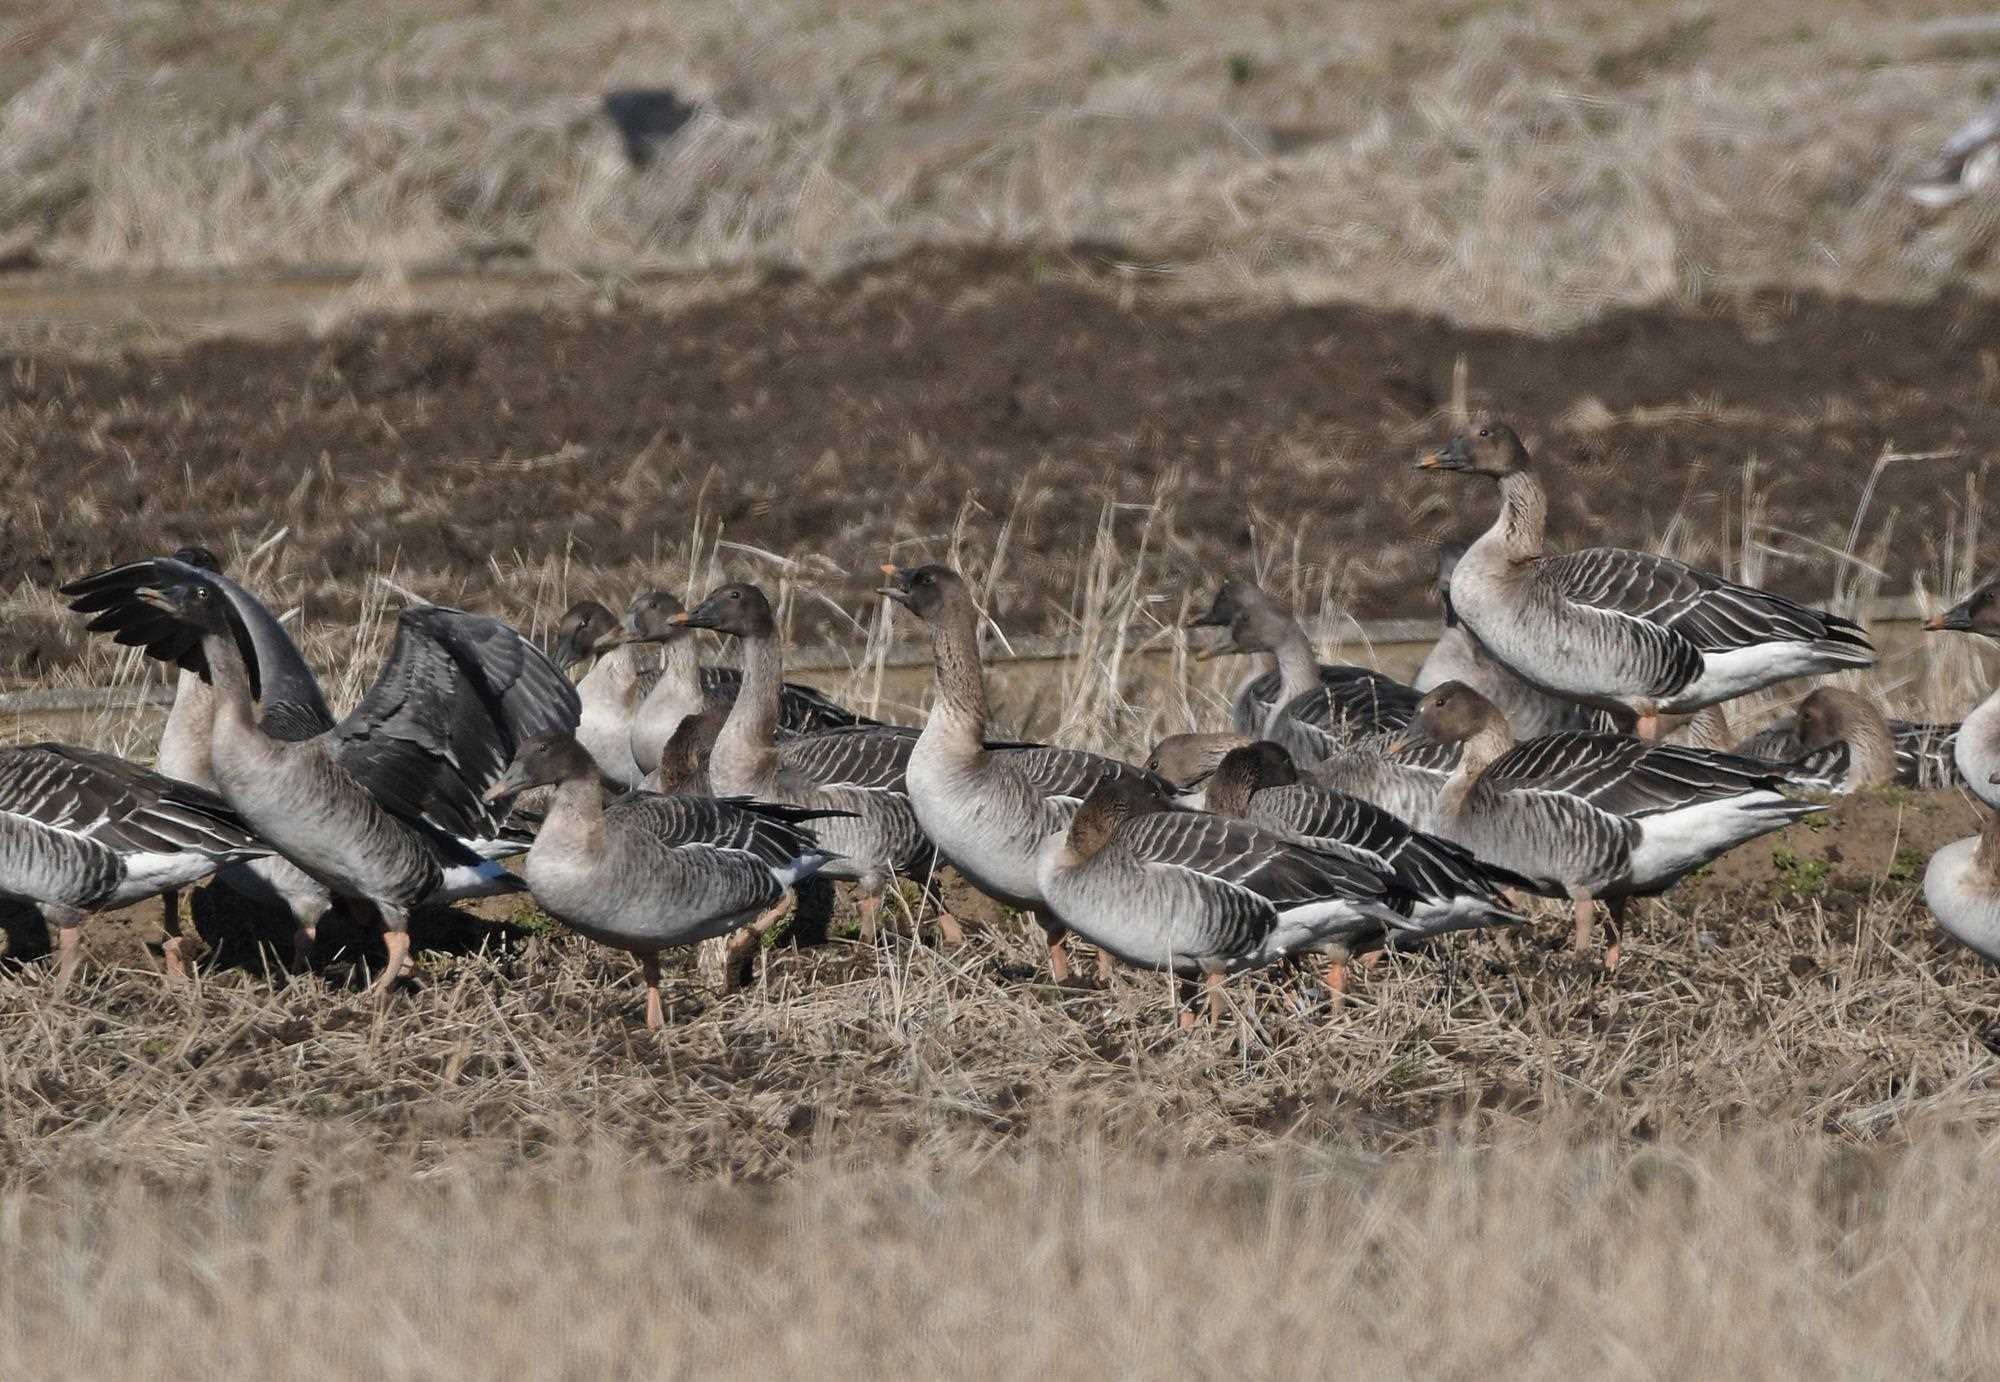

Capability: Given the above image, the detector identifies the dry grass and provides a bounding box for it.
[5,1,2000,326]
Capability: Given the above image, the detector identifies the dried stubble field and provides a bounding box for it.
[10,1,2000,1375]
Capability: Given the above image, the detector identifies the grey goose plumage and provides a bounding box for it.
[485,732,839,1027]
[1413,681,1821,965]
[62,555,579,993]
[881,562,1168,980]
[1923,804,2000,965]
[1147,730,1459,831]
[1418,425,1874,734]
[0,741,265,984]
[1925,585,2000,808]
[551,599,650,789]
[1035,773,1416,1022]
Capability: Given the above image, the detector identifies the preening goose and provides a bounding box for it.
[1926,585,2000,807]
[1187,580,1420,758]
[622,589,874,778]
[1923,804,2000,965]
[1202,741,1522,948]
[62,555,578,993]
[880,563,1168,981]
[1418,425,1874,737]
[1148,730,1458,830]
[550,599,649,788]
[1035,773,1415,1023]
[484,732,839,1028]
[0,742,265,985]
[1416,543,1616,740]
[1412,681,1821,965]
[676,582,937,943]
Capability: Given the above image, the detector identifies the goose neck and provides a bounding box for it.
[200,628,261,737]
[1271,625,1321,706]
[713,631,782,788]
[922,605,989,753]
[1494,470,1548,564]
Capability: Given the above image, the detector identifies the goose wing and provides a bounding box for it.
[609,793,829,871]
[0,742,263,858]
[60,556,334,740]
[1120,808,1393,908]
[1486,733,1788,817]
[696,666,878,734]
[1254,782,1511,901]
[775,724,916,793]
[989,745,1172,806]
[333,606,581,841]
[1542,548,1868,656]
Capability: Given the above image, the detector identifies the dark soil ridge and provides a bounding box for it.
[2,245,1994,673]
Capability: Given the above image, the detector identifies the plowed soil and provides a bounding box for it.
[2,246,1994,672]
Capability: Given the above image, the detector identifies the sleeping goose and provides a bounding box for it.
[1148,731,1459,830]
[1418,425,1874,738]
[1200,741,1522,950]
[62,555,578,994]
[0,742,265,985]
[1410,681,1822,966]
[1925,585,2000,806]
[1035,772,1415,1023]
[483,731,839,1027]
[674,582,940,944]
[1187,580,1421,758]
[1923,805,2000,965]
[550,599,649,788]
[622,589,874,778]
[1416,543,1616,740]
[879,562,1167,982]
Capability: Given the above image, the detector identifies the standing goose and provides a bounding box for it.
[1416,543,1614,740]
[1410,681,1822,965]
[1036,773,1415,1023]
[483,732,840,1028]
[1418,425,1874,738]
[674,582,936,943]
[1923,805,2000,965]
[1187,580,1421,757]
[879,563,1167,982]
[1201,741,1522,950]
[0,742,266,985]
[61,556,578,993]
[1926,585,2000,806]
[1148,731,1459,830]
[550,599,650,788]
[622,589,874,778]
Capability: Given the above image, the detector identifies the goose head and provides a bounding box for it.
[1145,732,1254,790]
[876,562,971,624]
[1206,741,1299,815]
[1186,579,1290,659]
[1794,688,1882,752]
[675,582,776,641]
[483,731,599,801]
[134,575,232,634]
[173,545,223,573]
[1065,770,1174,860]
[621,590,692,646]
[653,709,723,795]
[1926,584,2000,639]
[550,600,626,670]
[1417,424,1531,478]
[1408,679,1502,747]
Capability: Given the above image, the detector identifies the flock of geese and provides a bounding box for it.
[8,422,2000,1030]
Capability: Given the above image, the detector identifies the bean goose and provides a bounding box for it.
[1925,585,2000,806]
[1035,773,1416,1023]
[1187,580,1421,758]
[0,742,266,985]
[1417,543,1618,740]
[550,599,650,788]
[642,709,725,796]
[621,589,874,777]
[484,732,839,1027]
[1148,731,1459,830]
[675,582,937,943]
[1418,425,1874,738]
[879,563,1168,982]
[1923,805,2000,965]
[62,555,578,994]
[1411,681,1821,966]
[1201,741,1523,951]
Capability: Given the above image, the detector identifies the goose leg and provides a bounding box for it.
[1036,914,1073,983]
[1570,894,1596,954]
[1602,896,1627,971]
[858,891,882,944]
[1177,974,1199,1030]
[640,954,664,1030]
[51,907,83,990]
[368,904,412,998]
[1635,713,1661,743]
[1325,958,1348,1008]
[1204,971,1226,1023]
[1094,947,1114,984]
[160,888,192,980]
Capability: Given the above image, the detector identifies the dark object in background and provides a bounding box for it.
[602,89,700,168]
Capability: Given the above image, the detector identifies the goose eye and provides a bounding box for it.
[1477,428,1490,438]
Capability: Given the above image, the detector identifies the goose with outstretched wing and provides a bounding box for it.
[62,555,578,993]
